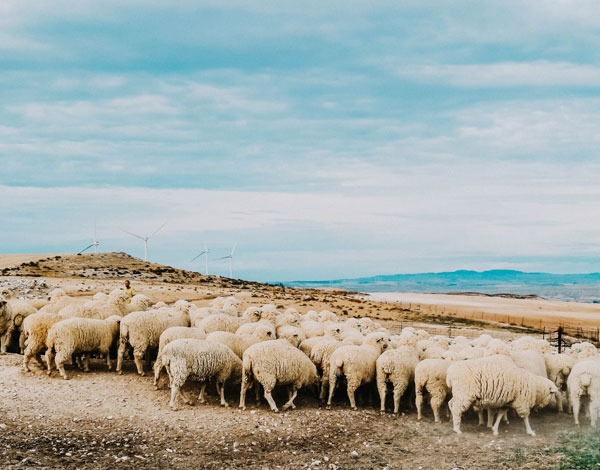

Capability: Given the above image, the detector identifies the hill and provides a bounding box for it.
[0,252,259,289]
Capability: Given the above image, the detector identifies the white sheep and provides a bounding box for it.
[376,346,420,414]
[153,338,243,410]
[567,357,600,427]
[21,311,63,371]
[205,324,275,359]
[239,339,318,412]
[544,352,576,412]
[326,332,392,410]
[414,358,453,423]
[152,326,209,388]
[45,315,122,380]
[446,355,558,436]
[116,307,190,376]
[567,342,598,360]
[0,296,15,353]
[195,309,261,334]
[276,325,306,348]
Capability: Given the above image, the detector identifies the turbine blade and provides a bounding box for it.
[78,244,94,254]
[230,242,237,256]
[121,229,145,240]
[149,221,168,239]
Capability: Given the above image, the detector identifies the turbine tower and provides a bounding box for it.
[122,221,167,262]
[191,244,210,275]
[78,220,100,254]
[216,243,236,278]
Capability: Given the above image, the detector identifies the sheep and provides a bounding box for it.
[74,289,129,320]
[195,309,261,334]
[544,352,576,412]
[21,311,63,371]
[152,326,209,388]
[567,358,600,427]
[299,324,343,357]
[0,297,15,353]
[45,315,122,380]
[0,295,38,353]
[414,358,453,423]
[326,332,392,410]
[376,346,420,414]
[153,338,243,410]
[126,293,152,313]
[509,349,548,378]
[276,325,306,348]
[567,342,598,360]
[116,307,190,376]
[205,324,275,359]
[235,319,277,338]
[446,355,558,436]
[239,339,318,412]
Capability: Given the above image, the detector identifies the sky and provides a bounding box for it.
[1,1,600,282]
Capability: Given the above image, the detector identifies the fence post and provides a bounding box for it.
[557,326,563,354]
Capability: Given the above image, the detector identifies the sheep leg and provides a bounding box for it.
[82,355,90,372]
[239,373,251,410]
[415,389,424,420]
[491,410,504,436]
[282,387,298,411]
[153,356,164,390]
[169,383,182,411]
[116,339,126,374]
[431,390,448,424]
[393,383,407,414]
[133,348,146,376]
[263,387,279,412]
[319,374,329,402]
[105,351,112,371]
[197,382,207,404]
[56,358,69,380]
[326,370,339,408]
[449,396,472,434]
[521,414,536,436]
[45,349,54,376]
[590,401,598,428]
[1,328,13,353]
[377,377,387,413]
[216,381,229,407]
[571,395,581,426]
[346,380,360,411]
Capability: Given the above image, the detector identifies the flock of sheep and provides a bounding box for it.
[1,285,599,437]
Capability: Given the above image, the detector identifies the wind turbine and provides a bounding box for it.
[78,221,100,254]
[122,221,167,262]
[216,243,236,278]
[191,244,210,275]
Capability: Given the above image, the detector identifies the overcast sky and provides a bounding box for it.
[1,1,600,282]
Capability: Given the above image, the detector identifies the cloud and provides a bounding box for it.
[385,61,600,88]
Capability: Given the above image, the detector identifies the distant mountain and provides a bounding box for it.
[285,270,600,303]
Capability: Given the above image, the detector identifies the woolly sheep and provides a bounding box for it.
[0,297,18,353]
[0,295,37,353]
[567,342,598,360]
[154,338,243,410]
[195,309,261,334]
[327,332,392,410]
[276,325,305,348]
[239,339,318,412]
[116,307,190,376]
[126,293,152,313]
[544,352,576,412]
[21,311,62,371]
[152,326,209,388]
[446,355,558,436]
[414,358,453,423]
[45,315,122,380]
[567,357,600,427]
[509,349,548,378]
[205,324,275,359]
[376,346,420,414]
[235,319,277,337]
